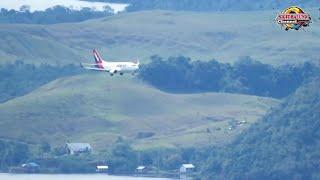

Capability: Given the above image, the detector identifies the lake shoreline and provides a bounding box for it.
[5,171,174,178]
[0,173,171,179]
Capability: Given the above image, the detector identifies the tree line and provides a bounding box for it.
[0,140,29,170]
[3,56,315,103]
[138,56,320,98]
[0,60,82,103]
[92,0,317,12]
[0,5,113,24]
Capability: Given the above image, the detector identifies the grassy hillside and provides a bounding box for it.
[100,0,319,11]
[0,74,279,151]
[0,27,82,64]
[202,77,320,179]
[0,9,319,65]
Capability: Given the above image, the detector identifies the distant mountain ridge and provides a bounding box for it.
[91,0,319,11]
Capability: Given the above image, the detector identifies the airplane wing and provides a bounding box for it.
[81,63,98,66]
[83,67,109,71]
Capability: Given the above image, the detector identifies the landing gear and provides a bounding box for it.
[120,72,124,76]
[110,70,117,76]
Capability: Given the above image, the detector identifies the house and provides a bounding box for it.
[180,164,195,179]
[66,143,92,155]
[20,162,40,173]
[179,164,195,174]
[96,165,108,173]
[136,166,147,173]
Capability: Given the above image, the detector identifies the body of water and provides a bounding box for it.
[0,174,169,180]
[0,0,129,13]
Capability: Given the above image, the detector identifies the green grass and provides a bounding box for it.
[2,9,315,151]
[0,73,279,151]
[0,9,319,65]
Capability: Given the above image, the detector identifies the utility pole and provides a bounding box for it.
[157,149,160,177]
[138,151,141,165]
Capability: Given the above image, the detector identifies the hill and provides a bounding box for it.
[0,74,278,151]
[0,6,114,24]
[202,77,320,179]
[0,9,319,65]
[102,0,319,12]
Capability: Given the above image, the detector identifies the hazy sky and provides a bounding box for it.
[0,0,128,13]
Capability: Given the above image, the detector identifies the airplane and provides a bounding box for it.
[81,49,140,76]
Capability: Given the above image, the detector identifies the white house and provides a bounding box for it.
[136,166,147,173]
[180,164,195,174]
[96,165,109,173]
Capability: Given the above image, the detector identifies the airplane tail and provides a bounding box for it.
[93,49,103,64]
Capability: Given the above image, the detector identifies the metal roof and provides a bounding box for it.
[22,162,40,167]
[136,166,146,170]
[96,165,109,169]
[181,164,195,168]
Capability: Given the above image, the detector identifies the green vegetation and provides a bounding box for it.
[106,138,138,174]
[0,6,113,24]
[139,56,320,98]
[0,140,29,170]
[32,155,97,173]
[0,10,319,65]
[0,60,281,174]
[0,71,278,151]
[7,138,195,175]
[0,6,319,176]
[201,77,320,179]
[94,0,319,11]
[0,61,81,103]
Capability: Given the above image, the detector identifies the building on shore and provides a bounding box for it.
[10,162,40,173]
[180,164,195,179]
[180,164,195,173]
[96,165,109,173]
[136,166,148,174]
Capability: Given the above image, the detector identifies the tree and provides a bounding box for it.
[0,140,30,169]
[201,77,320,179]
[107,139,138,174]
[40,142,51,154]
[138,56,320,98]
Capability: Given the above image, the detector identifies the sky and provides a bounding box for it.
[0,0,128,13]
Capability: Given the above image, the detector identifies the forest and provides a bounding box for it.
[0,140,29,171]
[92,0,318,11]
[201,77,320,179]
[139,56,319,98]
[0,60,81,103]
[0,6,113,24]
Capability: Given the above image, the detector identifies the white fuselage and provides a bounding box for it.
[101,61,139,73]
[81,49,140,76]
